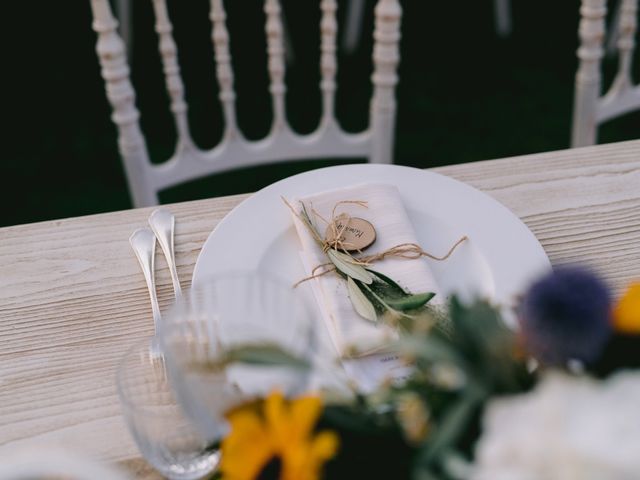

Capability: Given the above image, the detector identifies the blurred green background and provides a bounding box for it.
[3,0,638,227]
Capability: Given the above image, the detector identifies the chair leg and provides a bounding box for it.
[342,0,366,54]
[494,0,512,38]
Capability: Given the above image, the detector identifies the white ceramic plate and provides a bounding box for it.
[192,164,550,389]
[195,163,551,365]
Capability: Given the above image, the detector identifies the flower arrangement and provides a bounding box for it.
[207,266,640,480]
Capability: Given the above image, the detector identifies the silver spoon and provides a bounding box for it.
[129,228,162,340]
[148,209,182,299]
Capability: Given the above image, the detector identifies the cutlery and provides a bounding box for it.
[148,209,182,299]
[129,228,163,357]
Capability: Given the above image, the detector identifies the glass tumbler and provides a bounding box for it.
[158,272,317,439]
[117,339,220,480]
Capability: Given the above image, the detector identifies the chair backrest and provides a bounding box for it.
[572,0,639,147]
[90,0,403,207]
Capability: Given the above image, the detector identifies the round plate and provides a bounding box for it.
[191,164,550,390]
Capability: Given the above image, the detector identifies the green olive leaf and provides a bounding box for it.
[347,276,378,323]
[327,249,374,284]
[367,269,408,296]
[188,344,310,371]
[385,292,436,311]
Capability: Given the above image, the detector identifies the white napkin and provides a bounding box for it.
[290,183,442,361]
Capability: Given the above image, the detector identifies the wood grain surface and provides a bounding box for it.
[1,140,639,477]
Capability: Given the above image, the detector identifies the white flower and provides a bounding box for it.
[472,371,640,480]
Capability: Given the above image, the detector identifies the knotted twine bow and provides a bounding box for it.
[284,198,467,287]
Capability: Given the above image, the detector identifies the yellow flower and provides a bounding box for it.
[220,391,339,480]
[613,283,640,334]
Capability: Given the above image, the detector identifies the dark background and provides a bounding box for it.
[3,0,638,228]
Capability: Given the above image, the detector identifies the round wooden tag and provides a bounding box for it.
[325,217,376,251]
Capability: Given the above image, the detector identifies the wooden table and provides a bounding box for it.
[2,140,640,477]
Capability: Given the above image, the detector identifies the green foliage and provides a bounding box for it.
[386,292,436,311]
[321,297,534,480]
[350,269,437,330]
[328,249,374,284]
[347,277,378,323]
[188,343,310,372]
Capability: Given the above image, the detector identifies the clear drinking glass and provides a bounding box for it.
[117,339,220,480]
[158,272,317,439]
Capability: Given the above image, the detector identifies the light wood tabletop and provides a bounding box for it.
[2,139,640,478]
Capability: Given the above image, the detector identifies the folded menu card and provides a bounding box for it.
[289,184,444,390]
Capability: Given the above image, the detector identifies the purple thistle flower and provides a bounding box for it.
[519,266,612,366]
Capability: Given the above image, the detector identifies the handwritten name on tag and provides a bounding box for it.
[325,217,376,251]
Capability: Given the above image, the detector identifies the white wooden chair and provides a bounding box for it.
[90,0,402,207]
[572,0,639,147]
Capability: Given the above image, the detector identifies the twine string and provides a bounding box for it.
[358,238,468,265]
[283,197,468,287]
